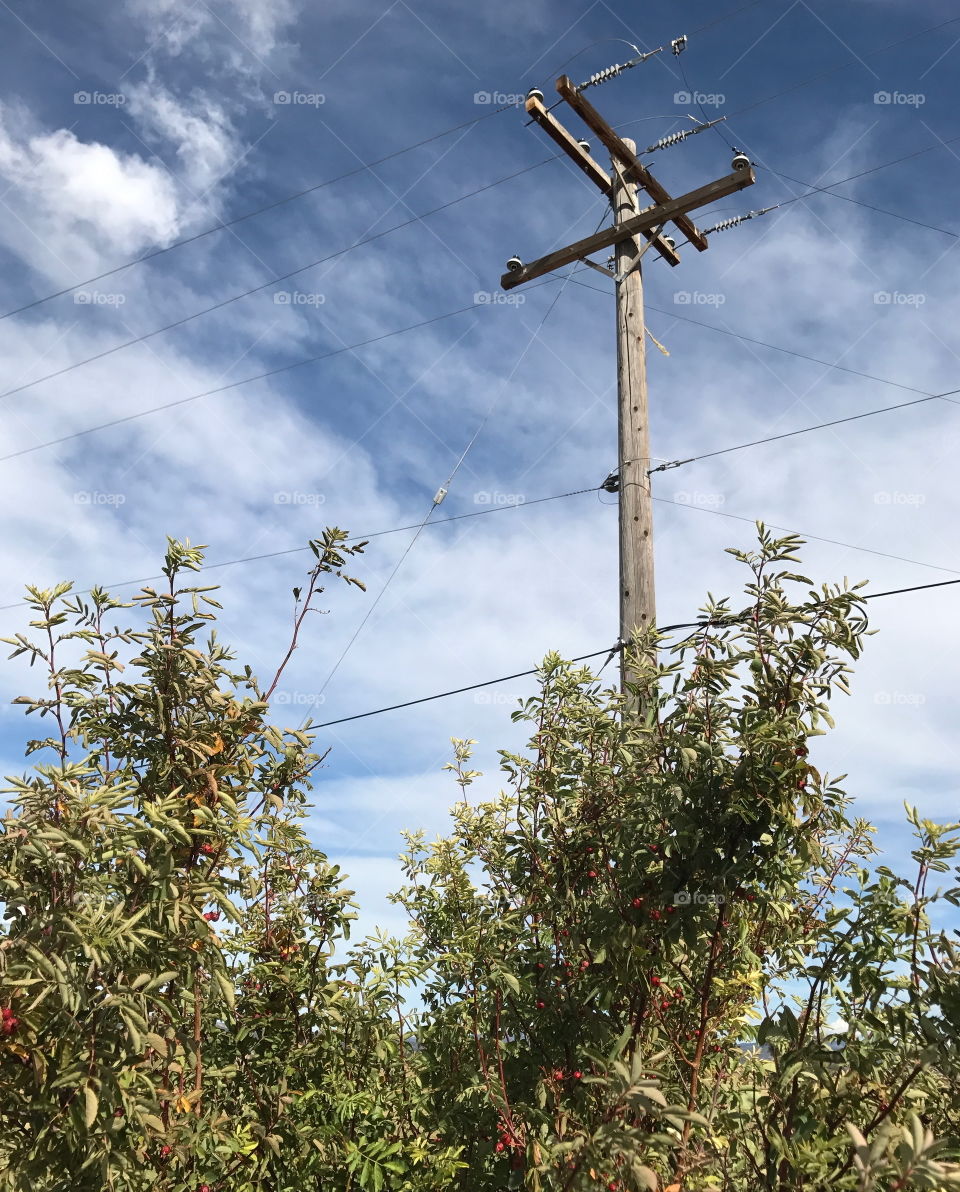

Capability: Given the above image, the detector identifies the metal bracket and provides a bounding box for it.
[579,255,616,280]
[615,224,664,284]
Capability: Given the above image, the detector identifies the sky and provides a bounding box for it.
[0,0,958,941]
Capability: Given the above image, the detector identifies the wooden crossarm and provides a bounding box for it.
[500,168,755,289]
[525,95,681,267]
[556,75,712,252]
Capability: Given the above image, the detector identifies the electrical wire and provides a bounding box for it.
[544,272,953,407]
[0,155,561,404]
[0,272,580,466]
[650,386,960,474]
[309,575,960,729]
[0,486,600,614]
[654,496,960,577]
[0,106,519,324]
[309,223,601,703]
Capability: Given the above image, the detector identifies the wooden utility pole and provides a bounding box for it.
[612,142,655,687]
[501,74,755,691]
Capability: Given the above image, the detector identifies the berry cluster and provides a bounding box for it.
[1,1006,19,1036]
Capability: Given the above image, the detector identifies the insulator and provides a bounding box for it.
[645,119,723,154]
[702,207,777,235]
[579,61,627,90]
[708,216,746,234]
[646,129,689,152]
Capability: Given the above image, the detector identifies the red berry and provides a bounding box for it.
[587,870,597,879]
[746,894,755,902]
[572,1070,582,1079]
[160,1145,171,1157]
[650,909,661,921]
[586,847,594,853]
[552,1069,564,1081]
[495,1141,505,1152]
[536,962,545,970]
[200,843,215,856]
[632,897,644,908]
[580,960,589,970]
[666,906,675,915]
[536,1001,546,1009]
[1,1016,19,1035]
[651,976,661,987]
[649,845,659,854]
[203,912,220,921]
[660,999,670,1010]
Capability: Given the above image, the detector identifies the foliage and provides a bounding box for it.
[394,529,960,1190]
[0,531,462,1191]
[1,526,959,1191]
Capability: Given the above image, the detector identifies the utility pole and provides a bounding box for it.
[501,67,755,691]
[611,143,655,686]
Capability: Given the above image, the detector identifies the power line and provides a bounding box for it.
[774,133,960,216]
[310,238,598,703]
[0,304,479,463]
[653,496,960,577]
[651,386,960,474]
[0,0,780,327]
[0,155,560,403]
[767,167,956,239]
[310,575,960,729]
[0,271,582,466]
[0,486,600,613]
[549,273,950,406]
[0,105,518,324]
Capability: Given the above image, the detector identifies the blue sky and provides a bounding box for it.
[0,0,959,938]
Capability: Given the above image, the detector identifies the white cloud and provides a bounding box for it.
[0,104,180,276]
[125,80,240,194]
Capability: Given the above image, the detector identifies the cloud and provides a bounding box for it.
[125,80,241,194]
[124,0,298,77]
[0,103,180,276]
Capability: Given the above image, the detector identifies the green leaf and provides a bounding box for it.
[83,1083,98,1128]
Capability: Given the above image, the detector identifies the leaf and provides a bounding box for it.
[214,969,236,1010]
[83,1083,98,1128]
[145,1032,168,1058]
